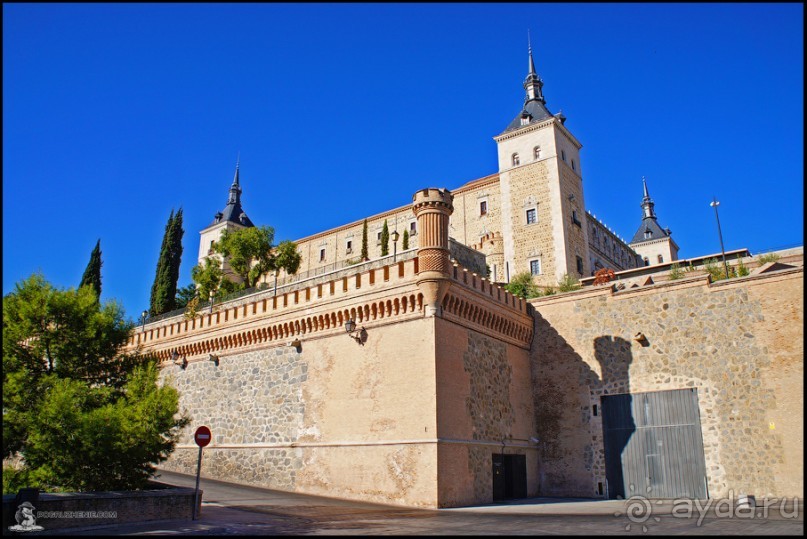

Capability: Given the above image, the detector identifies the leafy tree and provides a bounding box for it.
[149,209,184,316]
[190,257,226,301]
[174,283,198,309]
[504,271,541,299]
[269,240,302,294]
[215,226,275,289]
[381,220,390,256]
[3,274,188,492]
[402,229,409,250]
[361,219,369,261]
[79,239,102,300]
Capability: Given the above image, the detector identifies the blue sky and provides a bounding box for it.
[3,3,803,320]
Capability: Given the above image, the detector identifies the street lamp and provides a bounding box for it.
[140,310,148,332]
[391,230,400,262]
[209,289,215,314]
[710,197,730,279]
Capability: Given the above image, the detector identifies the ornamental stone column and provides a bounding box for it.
[412,187,454,317]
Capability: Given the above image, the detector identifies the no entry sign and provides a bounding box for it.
[194,426,212,447]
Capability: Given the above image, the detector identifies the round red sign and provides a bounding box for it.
[194,426,212,447]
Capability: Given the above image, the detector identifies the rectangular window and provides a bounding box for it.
[561,149,567,162]
[410,221,417,235]
[576,255,584,275]
[480,200,487,215]
[320,248,326,262]
[572,159,576,171]
[526,208,537,224]
[572,210,581,226]
[530,259,541,276]
[346,240,352,254]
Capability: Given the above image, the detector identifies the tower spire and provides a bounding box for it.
[228,156,242,205]
[641,176,656,219]
[523,32,545,104]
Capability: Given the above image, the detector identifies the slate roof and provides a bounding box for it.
[501,98,555,134]
[631,217,670,244]
[208,164,255,228]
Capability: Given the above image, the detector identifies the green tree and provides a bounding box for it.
[402,229,409,250]
[190,257,226,302]
[215,226,275,289]
[149,209,184,316]
[361,219,369,261]
[3,274,188,492]
[504,271,541,299]
[380,220,390,256]
[79,239,102,300]
[269,240,302,295]
[174,283,198,309]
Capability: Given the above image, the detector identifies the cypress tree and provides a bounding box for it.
[79,239,102,300]
[402,229,409,250]
[167,208,184,310]
[150,210,177,316]
[381,220,389,256]
[361,219,369,261]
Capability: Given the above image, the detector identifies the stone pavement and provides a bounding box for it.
[30,471,803,535]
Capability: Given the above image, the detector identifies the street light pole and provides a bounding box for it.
[710,196,730,279]
[209,289,214,314]
[141,310,148,332]
[391,230,400,262]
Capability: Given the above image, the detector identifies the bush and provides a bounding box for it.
[593,268,615,285]
[756,253,780,265]
[557,273,581,292]
[736,258,750,277]
[504,272,541,299]
[668,262,684,280]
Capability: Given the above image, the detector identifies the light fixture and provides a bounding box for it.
[633,332,648,344]
[345,319,364,344]
[289,338,302,350]
[208,354,219,366]
[171,349,188,369]
[141,310,149,332]
[391,229,400,262]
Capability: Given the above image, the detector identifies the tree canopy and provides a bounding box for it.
[78,239,102,300]
[3,274,188,492]
[149,209,184,316]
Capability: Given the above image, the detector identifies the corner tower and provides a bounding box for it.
[628,177,679,266]
[492,40,589,287]
[198,159,256,279]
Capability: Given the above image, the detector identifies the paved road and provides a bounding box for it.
[38,470,803,535]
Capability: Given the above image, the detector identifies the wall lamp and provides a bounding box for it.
[344,319,365,344]
[171,349,188,369]
[208,354,219,367]
[289,338,302,351]
[633,332,649,345]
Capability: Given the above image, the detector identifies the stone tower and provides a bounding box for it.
[198,158,255,282]
[492,41,589,287]
[412,187,454,316]
[629,177,679,266]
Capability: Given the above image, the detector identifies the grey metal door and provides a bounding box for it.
[602,388,708,499]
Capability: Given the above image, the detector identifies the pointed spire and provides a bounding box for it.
[641,176,656,219]
[228,156,242,205]
[523,32,545,104]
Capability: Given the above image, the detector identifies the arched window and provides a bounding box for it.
[644,257,650,266]
[658,254,664,264]
[512,153,520,166]
[533,146,541,159]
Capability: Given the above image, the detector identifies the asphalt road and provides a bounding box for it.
[35,470,803,535]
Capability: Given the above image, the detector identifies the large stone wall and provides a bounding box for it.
[529,267,803,499]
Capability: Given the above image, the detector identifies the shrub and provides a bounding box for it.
[504,272,541,299]
[736,258,750,277]
[557,273,581,292]
[756,253,780,265]
[668,262,684,280]
[593,268,615,285]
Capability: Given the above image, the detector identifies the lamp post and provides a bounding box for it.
[391,230,400,262]
[209,289,214,314]
[140,310,148,332]
[710,196,730,279]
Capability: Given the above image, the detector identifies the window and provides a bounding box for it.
[571,159,576,171]
[533,146,541,159]
[572,210,581,226]
[644,257,650,266]
[561,149,566,162]
[480,200,487,216]
[644,229,652,239]
[526,208,537,224]
[346,240,353,254]
[512,153,520,166]
[320,248,326,262]
[409,221,417,235]
[576,255,584,275]
[658,254,664,264]
[530,259,541,276]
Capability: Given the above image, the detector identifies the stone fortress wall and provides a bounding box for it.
[529,260,804,500]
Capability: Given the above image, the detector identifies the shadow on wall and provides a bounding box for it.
[530,310,636,499]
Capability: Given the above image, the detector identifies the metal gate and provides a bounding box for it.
[492,454,527,501]
[601,388,708,499]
